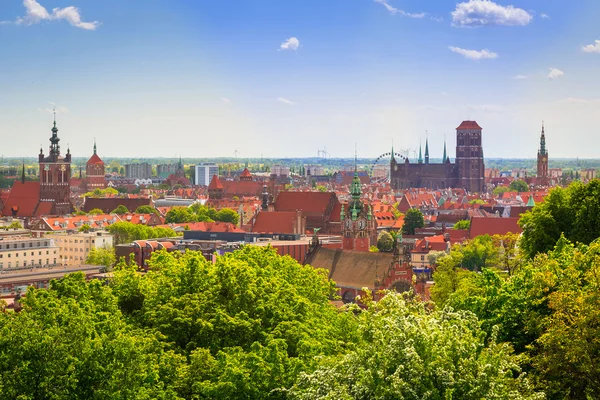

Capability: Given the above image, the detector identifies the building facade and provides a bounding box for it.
[390,121,485,193]
[0,236,59,269]
[341,168,377,251]
[537,122,549,185]
[125,163,152,179]
[85,140,106,190]
[195,162,219,186]
[38,116,73,215]
[51,231,113,266]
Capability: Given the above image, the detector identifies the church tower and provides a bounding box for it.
[85,139,106,190]
[341,158,376,251]
[456,121,484,193]
[537,122,549,184]
[38,112,73,215]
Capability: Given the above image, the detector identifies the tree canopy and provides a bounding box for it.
[509,179,529,193]
[402,208,424,235]
[453,219,471,230]
[111,205,130,215]
[107,221,177,245]
[165,205,240,226]
[135,205,159,214]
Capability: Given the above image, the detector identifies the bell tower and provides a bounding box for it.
[456,120,484,193]
[537,122,549,185]
[38,111,72,215]
[341,153,376,251]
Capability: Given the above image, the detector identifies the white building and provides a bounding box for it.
[0,236,60,270]
[195,163,220,186]
[50,231,113,266]
[305,165,325,176]
[271,164,290,177]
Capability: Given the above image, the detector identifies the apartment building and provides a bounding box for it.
[0,236,59,270]
[51,231,113,266]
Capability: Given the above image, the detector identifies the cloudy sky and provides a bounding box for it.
[0,0,599,159]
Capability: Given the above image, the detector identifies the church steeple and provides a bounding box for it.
[418,142,423,164]
[93,138,97,155]
[349,147,363,220]
[443,137,447,163]
[539,121,547,156]
[424,135,430,164]
[390,143,396,164]
[21,160,25,184]
[49,108,60,157]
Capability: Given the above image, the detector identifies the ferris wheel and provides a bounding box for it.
[370,151,407,184]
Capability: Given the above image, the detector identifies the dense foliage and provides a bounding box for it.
[135,205,159,214]
[165,205,239,225]
[453,219,470,230]
[107,221,177,245]
[0,246,542,399]
[519,180,600,258]
[376,231,393,252]
[402,208,424,235]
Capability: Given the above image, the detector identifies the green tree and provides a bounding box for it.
[376,231,394,252]
[78,224,91,233]
[369,245,379,253]
[454,219,471,230]
[509,179,529,193]
[111,205,129,215]
[215,208,239,225]
[289,293,542,400]
[135,205,159,214]
[86,247,116,268]
[165,206,198,223]
[315,185,327,192]
[493,186,511,196]
[107,221,177,245]
[88,208,104,215]
[402,208,424,235]
[6,221,22,230]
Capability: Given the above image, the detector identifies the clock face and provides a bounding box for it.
[358,219,367,230]
[44,165,49,171]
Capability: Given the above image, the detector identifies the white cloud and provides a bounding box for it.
[373,0,426,18]
[279,37,300,51]
[16,0,100,30]
[540,13,550,19]
[449,46,498,60]
[451,0,532,27]
[548,68,564,80]
[277,97,295,105]
[513,74,528,80]
[431,16,444,22]
[582,40,600,53]
[221,97,231,103]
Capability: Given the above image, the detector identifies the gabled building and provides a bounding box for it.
[84,140,106,191]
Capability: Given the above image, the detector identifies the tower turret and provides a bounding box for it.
[424,136,430,164]
[418,142,423,164]
[537,121,549,184]
[443,137,447,163]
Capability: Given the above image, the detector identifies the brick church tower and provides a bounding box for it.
[38,114,73,215]
[537,122,549,184]
[341,163,377,252]
[456,121,485,193]
[85,139,106,191]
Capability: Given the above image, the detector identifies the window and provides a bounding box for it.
[23,261,27,267]
[420,255,425,261]
[39,251,41,255]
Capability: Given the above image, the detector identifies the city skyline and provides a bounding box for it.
[1,0,599,158]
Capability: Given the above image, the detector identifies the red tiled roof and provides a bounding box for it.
[87,153,104,165]
[34,201,55,217]
[413,235,448,253]
[469,217,522,239]
[252,211,299,234]
[38,214,121,231]
[208,174,224,190]
[1,181,41,218]
[275,191,338,215]
[456,120,482,130]
[240,168,252,178]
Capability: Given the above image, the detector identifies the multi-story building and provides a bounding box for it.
[0,236,60,270]
[156,164,178,178]
[271,164,290,177]
[84,140,106,190]
[305,165,325,176]
[125,163,153,179]
[195,162,219,186]
[50,231,113,266]
[580,168,596,183]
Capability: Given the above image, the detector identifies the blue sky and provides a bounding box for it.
[1,0,599,159]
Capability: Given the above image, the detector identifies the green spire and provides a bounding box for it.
[349,146,363,220]
[526,195,535,207]
[443,138,447,162]
[424,137,429,164]
[539,121,547,156]
[418,142,423,164]
[93,138,97,155]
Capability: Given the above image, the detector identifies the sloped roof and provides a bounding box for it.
[240,168,252,178]
[469,217,522,239]
[275,191,338,215]
[252,211,298,234]
[1,181,41,218]
[456,120,482,130]
[87,153,104,165]
[306,247,394,289]
[208,174,224,190]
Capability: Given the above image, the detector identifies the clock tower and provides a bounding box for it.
[341,165,376,251]
[38,112,73,215]
[537,122,549,185]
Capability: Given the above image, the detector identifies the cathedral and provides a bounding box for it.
[390,121,485,193]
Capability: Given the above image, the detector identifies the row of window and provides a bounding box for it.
[0,241,50,250]
[0,250,56,258]
[0,259,57,269]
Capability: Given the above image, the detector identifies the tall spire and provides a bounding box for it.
[424,133,430,164]
[49,110,60,156]
[443,135,447,163]
[21,160,25,184]
[539,121,547,156]
[350,145,363,220]
[93,138,97,155]
[418,141,423,164]
[390,140,396,163]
